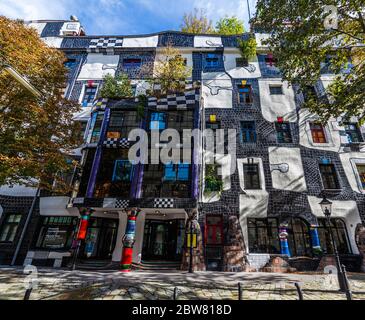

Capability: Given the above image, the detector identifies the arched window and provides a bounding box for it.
[317,218,351,254]
[287,218,312,257]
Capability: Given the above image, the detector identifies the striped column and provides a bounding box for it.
[310,225,322,254]
[279,225,291,257]
[121,209,140,272]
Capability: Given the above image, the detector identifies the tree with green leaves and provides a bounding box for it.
[181,8,215,34]
[254,0,365,122]
[216,16,245,35]
[0,16,81,191]
[99,73,133,99]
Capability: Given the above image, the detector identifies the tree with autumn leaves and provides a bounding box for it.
[0,17,81,192]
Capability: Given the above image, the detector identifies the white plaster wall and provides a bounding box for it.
[60,22,81,36]
[27,22,46,35]
[223,50,262,79]
[41,37,63,48]
[112,211,128,262]
[255,33,270,48]
[154,52,193,80]
[259,79,297,122]
[194,36,223,48]
[268,147,307,192]
[122,36,158,48]
[77,54,120,81]
[307,196,362,254]
[239,191,269,253]
[299,108,341,151]
[39,197,79,217]
[202,72,233,109]
[0,184,38,197]
[131,80,152,96]
[73,107,92,121]
[339,152,365,194]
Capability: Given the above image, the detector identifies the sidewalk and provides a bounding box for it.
[1,267,364,300]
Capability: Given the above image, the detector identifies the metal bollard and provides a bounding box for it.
[173,287,179,300]
[24,288,33,300]
[294,282,304,300]
[341,265,353,301]
[238,282,243,300]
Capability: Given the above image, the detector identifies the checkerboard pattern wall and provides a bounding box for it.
[89,38,123,49]
[92,98,108,112]
[154,198,174,208]
[103,138,131,148]
[148,88,199,109]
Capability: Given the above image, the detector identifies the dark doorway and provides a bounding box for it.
[142,219,185,261]
[80,218,118,260]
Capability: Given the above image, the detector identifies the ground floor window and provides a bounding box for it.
[205,215,223,271]
[317,218,351,254]
[35,216,77,250]
[287,218,312,257]
[247,218,280,254]
[0,214,22,243]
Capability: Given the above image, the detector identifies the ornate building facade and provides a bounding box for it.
[0,19,364,272]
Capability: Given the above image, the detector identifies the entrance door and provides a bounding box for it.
[142,219,185,261]
[81,218,118,260]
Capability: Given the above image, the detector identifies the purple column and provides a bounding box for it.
[191,95,200,200]
[86,107,111,198]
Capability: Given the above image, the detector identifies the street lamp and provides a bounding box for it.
[319,196,351,297]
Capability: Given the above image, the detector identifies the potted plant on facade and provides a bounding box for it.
[99,73,134,99]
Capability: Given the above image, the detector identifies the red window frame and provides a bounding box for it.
[310,123,327,143]
[205,215,223,245]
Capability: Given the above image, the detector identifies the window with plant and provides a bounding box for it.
[205,164,223,193]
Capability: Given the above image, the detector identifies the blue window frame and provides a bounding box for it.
[163,163,190,181]
[82,85,97,107]
[275,122,292,143]
[112,160,133,182]
[150,112,166,130]
[241,121,256,143]
[238,85,253,103]
[205,54,219,68]
[123,58,142,69]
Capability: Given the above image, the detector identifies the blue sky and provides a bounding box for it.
[1,0,257,35]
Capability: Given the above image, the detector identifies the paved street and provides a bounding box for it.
[0,267,365,300]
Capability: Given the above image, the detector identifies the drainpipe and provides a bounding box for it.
[86,107,111,198]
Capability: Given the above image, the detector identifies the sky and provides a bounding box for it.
[0,0,257,35]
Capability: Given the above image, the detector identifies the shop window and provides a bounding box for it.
[319,163,340,190]
[344,123,363,143]
[276,122,293,143]
[206,216,223,245]
[163,163,190,182]
[123,58,142,69]
[287,219,312,257]
[310,123,327,143]
[81,84,98,107]
[247,218,280,254]
[243,163,261,189]
[0,214,22,243]
[35,217,77,249]
[317,218,351,254]
[112,160,133,182]
[205,54,219,68]
[356,164,365,189]
[86,112,104,144]
[236,57,248,67]
[269,85,283,95]
[238,85,253,103]
[150,112,166,130]
[241,121,256,143]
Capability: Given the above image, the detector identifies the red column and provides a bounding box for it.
[121,208,140,272]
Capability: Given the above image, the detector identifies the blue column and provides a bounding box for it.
[310,225,322,254]
[279,225,291,257]
[86,107,111,198]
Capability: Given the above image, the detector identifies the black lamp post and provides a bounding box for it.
[319,196,351,296]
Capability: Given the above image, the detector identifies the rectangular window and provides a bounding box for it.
[150,112,166,130]
[206,121,221,130]
[238,85,253,103]
[0,214,22,243]
[206,216,223,245]
[112,160,133,182]
[265,54,277,67]
[205,54,219,68]
[241,121,256,143]
[35,217,76,249]
[163,163,190,182]
[310,123,327,143]
[276,122,293,143]
[81,85,98,107]
[344,123,363,143]
[356,164,365,189]
[248,218,280,254]
[269,85,283,95]
[236,57,248,67]
[319,164,340,190]
[123,58,142,69]
[243,163,261,189]
[317,218,350,254]
[303,85,317,102]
